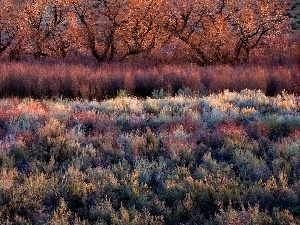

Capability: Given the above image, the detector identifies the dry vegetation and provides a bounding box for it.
[0,60,299,100]
[0,0,294,65]
[0,0,300,224]
[0,0,298,100]
[0,91,299,224]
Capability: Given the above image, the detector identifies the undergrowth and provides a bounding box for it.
[0,90,299,224]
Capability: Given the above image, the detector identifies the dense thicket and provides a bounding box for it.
[0,91,300,224]
[0,0,293,65]
[0,61,299,100]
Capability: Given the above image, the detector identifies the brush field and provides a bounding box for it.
[0,90,300,224]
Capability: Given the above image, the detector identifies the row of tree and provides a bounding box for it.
[0,0,290,65]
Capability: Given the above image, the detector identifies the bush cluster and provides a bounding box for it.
[0,61,299,100]
[0,90,299,224]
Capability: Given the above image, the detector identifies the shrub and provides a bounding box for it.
[0,90,298,223]
[215,203,273,225]
[235,148,271,181]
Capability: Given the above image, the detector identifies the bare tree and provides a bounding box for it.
[70,0,127,62]
[120,0,166,59]
[22,0,74,58]
[0,0,291,63]
[45,0,74,57]
[164,0,289,65]
[0,0,19,57]
[229,0,289,63]
[22,0,49,58]
[164,0,212,65]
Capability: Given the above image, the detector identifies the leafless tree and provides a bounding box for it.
[0,0,20,57]
[120,0,166,59]
[70,0,127,62]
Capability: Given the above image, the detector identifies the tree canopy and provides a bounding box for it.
[0,0,291,64]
